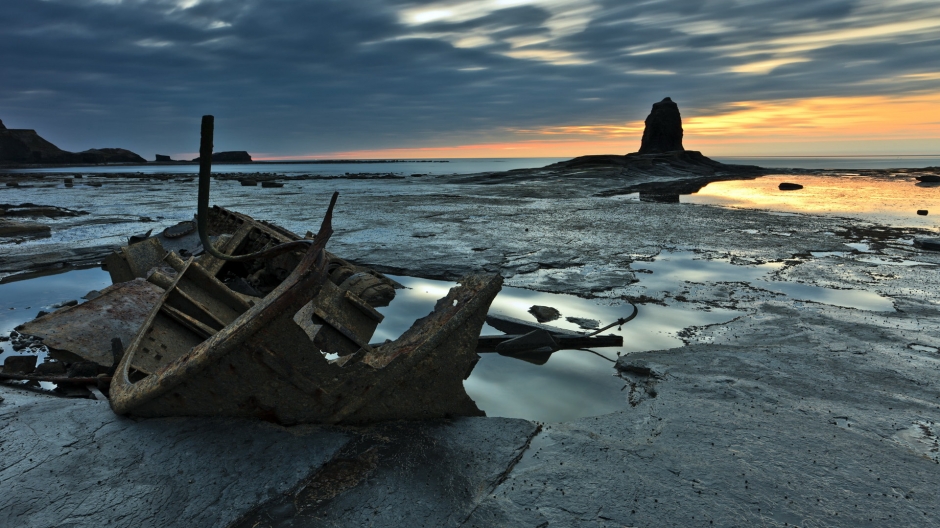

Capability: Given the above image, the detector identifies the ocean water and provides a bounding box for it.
[2,158,568,176]
[4,156,938,176]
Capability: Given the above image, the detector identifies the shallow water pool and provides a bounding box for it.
[683,174,940,229]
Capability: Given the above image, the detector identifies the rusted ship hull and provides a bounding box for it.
[109,201,502,424]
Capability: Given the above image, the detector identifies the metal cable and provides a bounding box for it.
[585,303,639,337]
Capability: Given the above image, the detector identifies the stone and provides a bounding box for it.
[34,360,66,376]
[2,355,38,374]
[66,361,100,378]
[914,238,940,251]
[0,219,50,238]
[615,358,664,379]
[917,210,928,216]
[637,97,684,154]
[779,182,804,190]
[0,203,86,218]
[528,305,561,323]
[916,175,940,182]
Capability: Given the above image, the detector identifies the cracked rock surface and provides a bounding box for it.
[2,165,940,527]
[0,387,349,527]
[234,418,539,528]
[463,300,940,527]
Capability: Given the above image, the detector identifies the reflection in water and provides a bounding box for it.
[377,275,741,422]
[0,268,112,363]
[634,250,895,312]
[0,253,897,421]
[639,193,680,203]
[683,174,940,228]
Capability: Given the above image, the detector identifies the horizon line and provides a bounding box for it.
[251,153,940,162]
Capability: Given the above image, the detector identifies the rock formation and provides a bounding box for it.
[155,154,172,162]
[0,119,145,165]
[192,151,253,163]
[78,148,146,164]
[637,97,684,154]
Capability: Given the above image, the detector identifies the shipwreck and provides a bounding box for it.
[6,115,630,424]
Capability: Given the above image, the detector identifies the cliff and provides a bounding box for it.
[0,119,145,165]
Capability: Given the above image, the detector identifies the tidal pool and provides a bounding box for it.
[376,275,742,422]
[633,250,896,312]
[0,267,111,360]
[683,174,940,229]
[1,250,896,422]
[1,267,742,422]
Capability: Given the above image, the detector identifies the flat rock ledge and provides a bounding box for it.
[0,386,538,528]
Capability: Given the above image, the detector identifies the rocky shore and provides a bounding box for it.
[2,158,939,526]
[2,100,939,526]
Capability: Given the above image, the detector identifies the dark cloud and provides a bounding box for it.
[0,0,937,156]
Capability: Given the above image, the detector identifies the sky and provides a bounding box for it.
[2,0,939,159]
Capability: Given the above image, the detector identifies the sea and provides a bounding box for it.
[4,155,939,177]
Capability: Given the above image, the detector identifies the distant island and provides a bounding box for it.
[0,118,145,165]
[0,118,451,167]
[0,118,256,166]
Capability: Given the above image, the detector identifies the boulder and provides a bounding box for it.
[2,355,37,374]
[528,305,561,323]
[914,238,940,251]
[779,182,804,190]
[637,97,684,154]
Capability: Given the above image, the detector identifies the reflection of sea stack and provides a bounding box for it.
[638,97,684,154]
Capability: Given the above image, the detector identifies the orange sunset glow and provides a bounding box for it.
[261,93,940,159]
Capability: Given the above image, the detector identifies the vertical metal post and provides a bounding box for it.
[197,115,215,258]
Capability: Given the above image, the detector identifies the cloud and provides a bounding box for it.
[0,0,938,157]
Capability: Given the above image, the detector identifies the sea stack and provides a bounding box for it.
[638,97,684,154]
